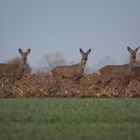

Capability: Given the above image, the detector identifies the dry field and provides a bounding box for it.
[0,73,140,98]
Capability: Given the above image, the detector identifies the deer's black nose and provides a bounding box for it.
[133,55,136,58]
[24,57,27,61]
[84,57,88,61]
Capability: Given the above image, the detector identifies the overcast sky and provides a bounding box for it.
[0,0,140,70]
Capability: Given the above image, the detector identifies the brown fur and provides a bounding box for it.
[99,46,140,87]
[50,48,91,82]
[0,48,31,83]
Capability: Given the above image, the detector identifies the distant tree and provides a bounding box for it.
[42,51,67,72]
[84,65,93,74]
[95,56,116,70]
[8,57,32,74]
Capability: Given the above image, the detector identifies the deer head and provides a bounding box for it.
[79,48,91,63]
[127,46,140,64]
[19,48,31,63]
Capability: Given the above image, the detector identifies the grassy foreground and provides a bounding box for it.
[0,98,140,140]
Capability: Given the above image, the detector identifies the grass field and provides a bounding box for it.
[0,98,140,140]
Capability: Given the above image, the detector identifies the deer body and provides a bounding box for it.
[131,66,140,81]
[0,48,31,83]
[50,48,91,82]
[99,64,128,79]
[99,64,129,87]
[98,46,139,87]
[51,62,86,80]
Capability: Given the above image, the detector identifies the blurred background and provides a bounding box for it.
[0,0,140,73]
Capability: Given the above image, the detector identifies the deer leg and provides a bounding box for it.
[16,75,22,81]
[102,78,113,88]
[10,78,15,85]
[74,76,82,84]
[122,75,131,86]
[133,77,140,82]
[75,79,80,84]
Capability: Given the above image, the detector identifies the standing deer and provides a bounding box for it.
[49,48,91,83]
[126,46,140,77]
[0,48,31,84]
[131,66,140,82]
[98,46,140,87]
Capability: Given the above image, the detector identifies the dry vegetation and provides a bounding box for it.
[0,73,140,98]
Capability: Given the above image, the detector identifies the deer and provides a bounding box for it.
[98,46,140,87]
[131,66,140,82]
[0,48,31,84]
[49,48,91,83]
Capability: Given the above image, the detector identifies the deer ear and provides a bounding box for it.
[135,47,140,52]
[87,48,91,54]
[127,46,132,53]
[27,49,31,54]
[79,48,84,54]
[19,48,23,54]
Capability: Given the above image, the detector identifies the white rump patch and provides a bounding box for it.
[96,70,101,76]
[49,72,53,77]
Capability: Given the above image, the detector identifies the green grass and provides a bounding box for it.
[0,98,140,140]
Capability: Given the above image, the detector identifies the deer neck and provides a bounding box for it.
[79,60,87,70]
[129,58,135,68]
[127,58,135,76]
[18,57,27,68]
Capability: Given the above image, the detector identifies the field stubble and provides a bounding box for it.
[0,73,140,98]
